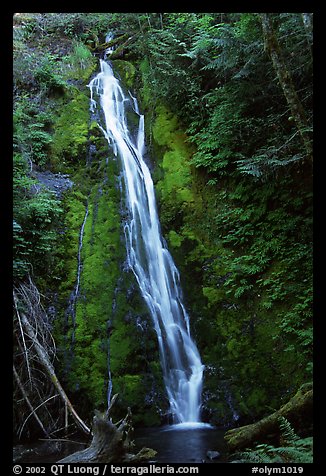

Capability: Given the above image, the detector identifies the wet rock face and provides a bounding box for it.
[32,171,73,198]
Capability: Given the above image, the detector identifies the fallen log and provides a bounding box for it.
[224,383,313,452]
[91,33,136,59]
[58,405,156,463]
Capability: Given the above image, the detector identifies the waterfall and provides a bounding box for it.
[88,60,204,424]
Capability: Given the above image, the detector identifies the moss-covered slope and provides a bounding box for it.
[51,60,165,426]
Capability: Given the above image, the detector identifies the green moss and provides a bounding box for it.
[113,374,144,407]
[113,374,162,426]
[152,106,179,146]
[51,90,89,170]
[112,60,136,89]
[66,158,122,407]
[59,189,88,295]
[110,324,137,375]
[55,148,163,423]
[152,105,195,229]
[202,286,225,307]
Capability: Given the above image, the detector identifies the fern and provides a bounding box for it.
[236,149,304,180]
[232,444,283,463]
[272,445,313,463]
[230,418,313,463]
[278,416,300,444]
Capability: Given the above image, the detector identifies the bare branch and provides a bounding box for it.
[18,394,59,439]
[14,365,49,439]
[19,309,91,435]
[14,291,32,385]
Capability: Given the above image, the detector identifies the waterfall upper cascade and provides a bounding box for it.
[88,60,205,424]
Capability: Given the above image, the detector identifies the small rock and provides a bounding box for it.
[206,450,221,460]
[126,447,157,462]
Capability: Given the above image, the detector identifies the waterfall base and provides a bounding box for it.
[163,422,214,431]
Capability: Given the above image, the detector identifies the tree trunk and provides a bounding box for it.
[260,13,313,161]
[19,310,91,435]
[224,384,313,452]
[58,412,126,463]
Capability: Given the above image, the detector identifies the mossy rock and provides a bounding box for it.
[112,60,136,89]
[112,374,162,426]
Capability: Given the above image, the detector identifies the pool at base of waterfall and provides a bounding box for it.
[133,425,228,463]
[13,426,227,464]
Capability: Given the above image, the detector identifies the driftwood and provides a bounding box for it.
[58,412,126,463]
[224,384,313,452]
[58,401,156,463]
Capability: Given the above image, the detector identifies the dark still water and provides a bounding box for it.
[134,425,227,463]
[13,426,227,464]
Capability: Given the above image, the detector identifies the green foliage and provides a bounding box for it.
[13,182,63,279]
[231,418,313,463]
[13,109,63,278]
[133,13,312,179]
[17,13,111,43]
[14,50,66,97]
[13,97,54,167]
[62,41,96,82]
[34,54,66,93]
[13,41,73,281]
[136,29,194,107]
[278,416,300,444]
[136,13,312,424]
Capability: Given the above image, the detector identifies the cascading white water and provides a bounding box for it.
[88,60,204,424]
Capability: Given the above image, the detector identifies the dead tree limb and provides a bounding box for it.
[14,296,32,384]
[19,394,59,439]
[18,307,91,435]
[13,364,49,438]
